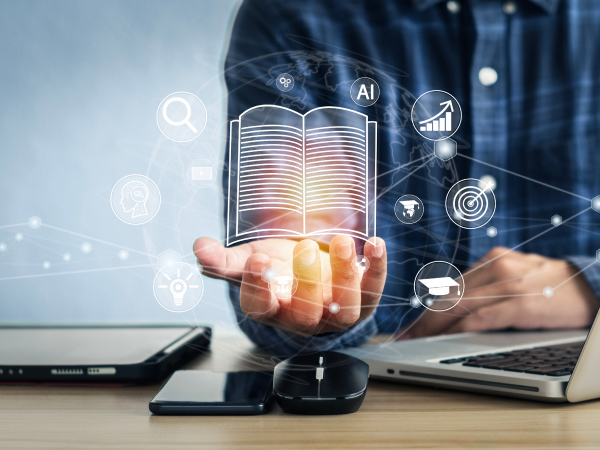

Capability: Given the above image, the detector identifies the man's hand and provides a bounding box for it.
[406,247,599,338]
[193,235,387,336]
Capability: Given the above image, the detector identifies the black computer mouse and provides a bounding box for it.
[273,351,369,415]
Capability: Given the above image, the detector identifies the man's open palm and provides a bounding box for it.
[193,235,387,336]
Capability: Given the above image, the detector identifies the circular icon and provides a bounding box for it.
[446,178,496,229]
[276,73,294,92]
[187,159,216,188]
[111,174,161,225]
[411,90,462,141]
[156,92,207,143]
[350,77,380,107]
[352,255,370,274]
[394,195,424,224]
[153,262,204,312]
[414,261,465,312]
[268,269,298,300]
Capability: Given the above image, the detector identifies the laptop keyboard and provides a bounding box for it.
[439,341,584,377]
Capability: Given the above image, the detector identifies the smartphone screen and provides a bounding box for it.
[149,370,273,415]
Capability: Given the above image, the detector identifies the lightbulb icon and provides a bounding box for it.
[170,278,187,306]
[154,262,204,312]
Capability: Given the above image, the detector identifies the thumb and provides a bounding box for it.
[193,237,255,285]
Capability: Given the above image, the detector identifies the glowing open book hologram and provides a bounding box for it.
[226,105,377,246]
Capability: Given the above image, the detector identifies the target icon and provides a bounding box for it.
[446,178,496,229]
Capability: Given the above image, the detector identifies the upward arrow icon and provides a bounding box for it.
[419,100,454,124]
[439,100,454,112]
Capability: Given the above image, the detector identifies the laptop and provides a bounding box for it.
[341,310,600,402]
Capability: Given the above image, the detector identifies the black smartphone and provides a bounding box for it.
[149,370,273,415]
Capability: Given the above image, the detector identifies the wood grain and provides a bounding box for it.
[1,334,600,449]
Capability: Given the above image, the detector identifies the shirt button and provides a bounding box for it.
[478,67,498,86]
[502,1,518,14]
[446,1,461,14]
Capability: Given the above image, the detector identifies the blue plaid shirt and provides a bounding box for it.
[223,0,600,356]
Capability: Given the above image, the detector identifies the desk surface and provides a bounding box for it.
[2,334,600,449]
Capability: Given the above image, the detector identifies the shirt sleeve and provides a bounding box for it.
[567,256,600,303]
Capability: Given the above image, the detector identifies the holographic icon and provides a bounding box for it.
[350,77,380,107]
[268,269,298,299]
[446,178,496,229]
[121,181,149,219]
[411,90,462,141]
[111,174,161,225]
[153,262,204,312]
[352,255,370,274]
[275,73,294,92]
[394,195,424,224]
[414,261,464,312]
[156,92,207,142]
[226,105,377,246]
[187,159,216,189]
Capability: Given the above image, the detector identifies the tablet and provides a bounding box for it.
[0,325,211,383]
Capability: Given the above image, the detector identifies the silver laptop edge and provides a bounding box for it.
[341,309,600,402]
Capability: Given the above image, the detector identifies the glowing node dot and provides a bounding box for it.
[551,215,562,227]
[118,250,129,260]
[410,296,421,308]
[543,286,554,298]
[478,175,497,192]
[63,253,72,262]
[81,242,92,254]
[15,233,23,242]
[592,196,600,213]
[28,216,41,229]
[261,265,276,283]
[42,261,51,270]
[0,243,6,252]
[487,226,498,238]
[434,138,457,161]
[425,299,434,307]
[329,302,340,314]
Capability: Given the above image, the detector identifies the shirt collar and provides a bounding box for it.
[411,0,560,15]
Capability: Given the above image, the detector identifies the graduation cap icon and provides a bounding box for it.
[400,200,419,218]
[419,277,461,296]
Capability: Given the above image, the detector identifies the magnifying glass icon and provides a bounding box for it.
[162,97,198,133]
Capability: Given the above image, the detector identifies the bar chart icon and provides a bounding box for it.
[412,91,462,141]
[419,100,454,132]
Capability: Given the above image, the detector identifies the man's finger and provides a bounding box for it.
[239,253,280,323]
[290,240,324,331]
[444,298,522,334]
[359,237,387,321]
[193,237,253,284]
[328,235,361,329]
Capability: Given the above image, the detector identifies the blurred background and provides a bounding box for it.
[0,0,241,332]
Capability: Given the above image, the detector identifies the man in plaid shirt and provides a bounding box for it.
[195,0,600,356]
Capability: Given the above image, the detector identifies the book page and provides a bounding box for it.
[303,107,368,237]
[236,106,304,237]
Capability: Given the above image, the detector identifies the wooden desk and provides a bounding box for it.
[2,334,600,449]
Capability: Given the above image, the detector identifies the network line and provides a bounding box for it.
[457,153,592,202]
[0,264,154,282]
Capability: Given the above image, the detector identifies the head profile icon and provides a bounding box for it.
[120,181,149,219]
